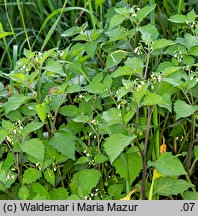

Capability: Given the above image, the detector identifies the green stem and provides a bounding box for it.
[142,106,152,200]
[17,0,31,51]
[186,115,196,172]
[87,0,95,29]
[153,106,160,159]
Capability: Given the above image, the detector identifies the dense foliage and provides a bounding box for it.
[0,0,198,200]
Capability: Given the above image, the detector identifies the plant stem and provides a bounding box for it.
[186,115,196,172]
[87,0,95,29]
[17,0,31,51]
[153,106,160,159]
[142,106,152,200]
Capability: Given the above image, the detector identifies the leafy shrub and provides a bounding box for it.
[0,1,197,200]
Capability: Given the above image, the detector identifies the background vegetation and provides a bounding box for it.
[0,0,197,200]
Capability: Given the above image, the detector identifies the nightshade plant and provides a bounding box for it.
[0,1,197,200]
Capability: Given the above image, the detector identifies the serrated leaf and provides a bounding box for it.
[169,14,187,23]
[49,187,69,200]
[59,105,80,117]
[23,168,42,184]
[137,24,159,41]
[193,145,198,159]
[18,185,30,200]
[104,133,136,164]
[109,14,125,29]
[36,103,46,123]
[111,66,134,78]
[2,152,14,171]
[0,127,9,144]
[49,132,76,160]
[108,184,124,198]
[183,191,198,200]
[20,138,45,161]
[74,156,89,165]
[22,122,44,135]
[154,177,194,196]
[45,59,64,76]
[125,57,144,75]
[102,108,122,126]
[31,182,50,200]
[187,9,196,23]
[137,4,156,23]
[153,39,175,50]
[4,95,27,114]
[106,51,127,69]
[174,100,198,120]
[143,93,172,112]
[44,169,55,186]
[113,152,142,185]
[69,169,101,197]
[148,152,187,176]
[67,84,82,93]
[94,154,108,164]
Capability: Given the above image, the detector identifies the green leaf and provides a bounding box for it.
[148,152,187,176]
[153,39,175,50]
[67,84,82,93]
[20,138,45,161]
[106,28,127,42]
[1,119,14,130]
[133,83,149,104]
[194,145,198,159]
[143,93,172,112]
[136,4,156,23]
[183,191,198,200]
[23,168,42,184]
[45,59,64,76]
[111,66,134,78]
[104,133,136,164]
[2,152,14,171]
[49,132,76,160]
[44,169,55,186]
[174,100,198,120]
[23,48,35,59]
[106,51,127,69]
[154,177,194,196]
[61,26,81,37]
[72,115,91,123]
[74,156,89,165]
[59,105,80,117]
[137,24,159,42]
[109,14,125,29]
[187,9,196,23]
[0,127,9,144]
[30,182,50,200]
[108,184,124,198]
[102,108,122,126]
[69,169,101,197]
[189,46,198,56]
[125,57,144,75]
[49,188,69,200]
[94,154,108,164]
[169,14,187,23]
[4,95,27,114]
[22,122,44,135]
[36,103,46,123]
[18,185,30,200]
[0,30,13,39]
[113,152,142,185]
